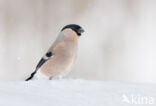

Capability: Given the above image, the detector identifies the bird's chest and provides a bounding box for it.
[57,45,77,64]
[40,42,78,76]
[57,41,77,57]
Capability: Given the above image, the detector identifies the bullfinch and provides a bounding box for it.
[26,24,84,81]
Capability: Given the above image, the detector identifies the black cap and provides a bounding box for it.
[61,24,84,36]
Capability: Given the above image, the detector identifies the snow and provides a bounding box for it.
[0,79,155,106]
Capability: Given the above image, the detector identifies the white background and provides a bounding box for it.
[0,0,155,83]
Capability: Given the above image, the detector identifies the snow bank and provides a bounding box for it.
[0,79,155,106]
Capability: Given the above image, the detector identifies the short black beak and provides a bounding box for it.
[78,28,85,34]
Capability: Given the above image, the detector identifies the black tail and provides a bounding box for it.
[25,52,52,81]
[25,69,37,81]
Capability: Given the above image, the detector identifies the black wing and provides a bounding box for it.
[25,52,53,81]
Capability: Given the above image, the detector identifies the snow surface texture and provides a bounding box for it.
[0,79,155,106]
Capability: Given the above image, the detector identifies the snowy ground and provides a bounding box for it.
[0,79,155,106]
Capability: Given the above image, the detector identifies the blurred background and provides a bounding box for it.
[0,0,155,83]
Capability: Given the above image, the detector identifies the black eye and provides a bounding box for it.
[46,52,52,57]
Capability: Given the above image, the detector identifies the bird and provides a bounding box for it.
[25,24,84,81]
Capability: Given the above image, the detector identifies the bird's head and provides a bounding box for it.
[61,24,84,36]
